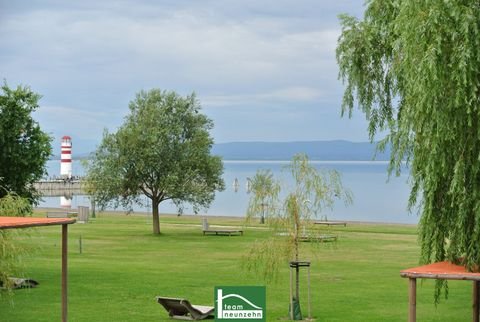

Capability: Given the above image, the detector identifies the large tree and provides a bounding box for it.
[85,89,224,234]
[336,0,480,274]
[0,82,52,203]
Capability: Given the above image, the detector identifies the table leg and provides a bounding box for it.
[409,278,416,322]
[62,224,68,322]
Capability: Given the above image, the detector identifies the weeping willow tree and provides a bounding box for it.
[246,169,281,224]
[337,0,480,276]
[0,191,32,299]
[244,154,352,319]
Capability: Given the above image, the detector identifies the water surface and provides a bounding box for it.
[40,160,416,224]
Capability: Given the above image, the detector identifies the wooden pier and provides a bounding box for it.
[33,180,85,197]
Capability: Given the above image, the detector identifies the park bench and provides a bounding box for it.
[203,229,243,236]
[314,221,347,227]
[46,211,77,218]
[298,234,338,242]
[202,218,243,236]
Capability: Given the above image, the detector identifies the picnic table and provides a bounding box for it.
[401,261,480,322]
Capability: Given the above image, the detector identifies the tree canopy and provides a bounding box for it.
[0,82,52,203]
[336,0,480,274]
[85,89,225,234]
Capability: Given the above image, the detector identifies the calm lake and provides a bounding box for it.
[40,160,417,224]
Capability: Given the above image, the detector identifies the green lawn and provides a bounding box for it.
[0,212,473,321]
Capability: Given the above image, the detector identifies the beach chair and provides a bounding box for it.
[156,296,214,320]
[0,278,39,289]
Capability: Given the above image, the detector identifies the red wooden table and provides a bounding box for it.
[401,261,480,322]
[0,216,76,322]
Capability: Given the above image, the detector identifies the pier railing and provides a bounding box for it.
[33,179,85,197]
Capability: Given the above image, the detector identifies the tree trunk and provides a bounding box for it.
[90,197,96,218]
[152,199,160,235]
[293,200,299,262]
[293,200,300,310]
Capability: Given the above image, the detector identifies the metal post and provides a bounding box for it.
[408,278,416,322]
[474,281,479,322]
[307,265,311,319]
[295,265,300,302]
[62,224,68,322]
[290,266,293,320]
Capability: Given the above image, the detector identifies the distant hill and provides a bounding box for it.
[211,140,390,161]
[50,140,390,161]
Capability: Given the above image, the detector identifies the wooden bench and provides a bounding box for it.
[203,229,243,236]
[201,218,243,236]
[47,211,78,218]
[298,234,338,242]
[314,221,347,227]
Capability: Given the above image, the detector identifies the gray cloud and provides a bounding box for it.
[0,1,368,153]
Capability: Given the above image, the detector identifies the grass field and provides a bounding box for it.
[0,211,474,321]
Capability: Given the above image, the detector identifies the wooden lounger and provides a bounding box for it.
[0,278,39,289]
[156,296,214,320]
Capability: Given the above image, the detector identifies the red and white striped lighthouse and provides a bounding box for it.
[60,135,72,179]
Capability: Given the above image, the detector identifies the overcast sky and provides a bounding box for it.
[0,1,368,154]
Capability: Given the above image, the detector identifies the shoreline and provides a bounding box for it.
[34,206,417,227]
